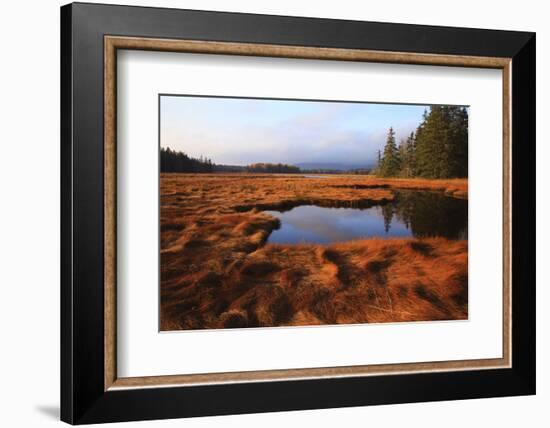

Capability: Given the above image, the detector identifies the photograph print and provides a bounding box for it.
[159,95,469,331]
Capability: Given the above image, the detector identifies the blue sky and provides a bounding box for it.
[160,95,429,166]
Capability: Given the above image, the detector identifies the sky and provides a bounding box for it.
[160,95,430,167]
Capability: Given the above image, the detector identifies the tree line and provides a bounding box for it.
[375,106,468,178]
[245,163,300,173]
[160,147,214,173]
[160,147,301,174]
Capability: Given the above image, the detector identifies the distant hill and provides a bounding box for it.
[295,162,374,171]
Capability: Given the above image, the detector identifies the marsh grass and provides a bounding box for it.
[160,173,468,330]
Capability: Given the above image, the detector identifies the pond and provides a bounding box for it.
[265,191,468,245]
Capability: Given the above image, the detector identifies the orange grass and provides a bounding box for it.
[160,173,468,330]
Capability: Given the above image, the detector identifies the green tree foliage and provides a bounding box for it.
[378,127,401,177]
[246,163,301,173]
[446,106,469,178]
[376,106,468,179]
[399,132,417,177]
[160,148,302,174]
[415,106,468,178]
[160,147,214,173]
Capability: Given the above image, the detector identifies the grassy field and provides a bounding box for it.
[160,173,468,330]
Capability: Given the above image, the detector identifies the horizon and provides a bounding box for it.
[160,95,439,166]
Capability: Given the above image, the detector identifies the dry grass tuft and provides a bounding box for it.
[219,309,248,328]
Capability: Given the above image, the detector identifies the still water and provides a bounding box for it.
[265,191,467,245]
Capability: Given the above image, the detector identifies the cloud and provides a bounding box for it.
[161,98,424,166]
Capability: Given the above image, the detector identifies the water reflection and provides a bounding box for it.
[265,191,467,245]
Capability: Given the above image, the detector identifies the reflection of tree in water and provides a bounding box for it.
[391,191,468,239]
[381,204,394,233]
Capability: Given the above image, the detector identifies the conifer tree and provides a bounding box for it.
[447,107,469,177]
[404,132,417,177]
[416,106,445,177]
[374,106,467,179]
[379,127,401,177]
[414,106,468,178]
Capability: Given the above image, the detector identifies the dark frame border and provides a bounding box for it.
[61,2,535,424]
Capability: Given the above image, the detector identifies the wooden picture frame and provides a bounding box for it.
[61,2,535,424]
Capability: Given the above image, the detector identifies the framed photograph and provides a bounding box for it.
[60,2,535,424]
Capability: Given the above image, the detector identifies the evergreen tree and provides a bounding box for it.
[379,127,401,177]
[416,106,445,178]
[160,147,215,173]
[403,132,417,177]
[381,204,394,233]
[447,107,469,177]
[414,106,468,178]
[393,132,417,178]
[374,106,467,179]
[398,138,408,177]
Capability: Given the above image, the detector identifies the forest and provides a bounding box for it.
[375,106,468,179]
[160,147,301,174]
[160,147,214,173]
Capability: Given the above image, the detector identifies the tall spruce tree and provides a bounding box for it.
[416,106,445,178]
[398,139,407,175]
[397,132,417,177]
[447,106,469,177]
[379,127,401,177]
[405,132,417,177]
